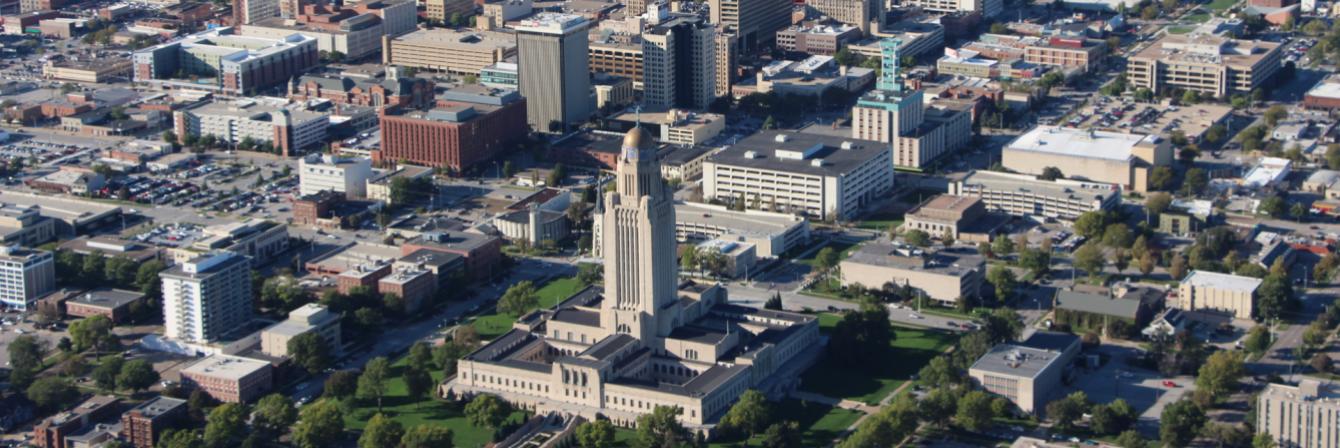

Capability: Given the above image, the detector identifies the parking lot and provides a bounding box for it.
[0,312,66,368]
[1065,344,1195,438]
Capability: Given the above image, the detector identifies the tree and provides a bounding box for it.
[358,357,391,413]
[1075,212,1108,239]
[1264,105,1287,127]
[765,292,783,310]
[1183,168,1208,197]
[1139,252,1156,276]
[991,234,1015,257]
[292,399,344,448]
[26,377,78,411]
[251,394,297,441]
[188,390,217,423]
[403,367,433,408]
[634,406,691,448]
[93,356,124,391]
[498,280,539,315]
[1170,254,1189,280]
[1150,166,1176,191]
[917,356,958,388]
[159,430,204,448]
[1161,400,1206,448]
[986,265,1017,302]
[1245,325,1271,354]
[761,421,802,448]
[466,394,510,430]
[1090,399,1136,435]
[1074,243,1106,280]
[117,359,159,393]
[1195,350,1245,401]
[1116,430,1148,448]
[203,403,247,448]
[547,163,567,186]
[1045,391,1089,432]
[7,335,44,389]
[955,390,995,432]
[1019,248,1051,278]
[815,247,841,278]
[1258,196,1287,217]
[408,342,433,373]
[720,389,770,436]
[401,426,454,448]
[1291,202,1308,222]
[829,306,893,368]
[1145,193,1173,217]
[70,315,118,353]
[1038,166,1064,181]
[575,420,615,448]
[903,230,930,247]
[1253,433,1278,448]
[921,387,959,428]
[359,414,404,448]
[1180,90,1200,105]
[288,332,331,375]
[1103,224,1133,248]
[325,370,358,399]
[1311,352,1332,373]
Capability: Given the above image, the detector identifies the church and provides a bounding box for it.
[442,126,821,429]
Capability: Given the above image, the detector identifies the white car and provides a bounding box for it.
[909,313,923,320]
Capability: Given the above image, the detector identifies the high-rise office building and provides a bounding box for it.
[516,13,592,134]
[1258,380,1340,448]
[714,30,737,98]
[853,38,973,170]
[233,0,279,24]
[0,246,54,311]
[807,0,881,34]
[642,15,717,109]
[709,0,790,51]
[160,252,252,343]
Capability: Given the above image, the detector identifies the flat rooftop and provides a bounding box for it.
[67,288,145,310]
[307,242,402,273]
[389,28,517,50]
[1007,126,1159,162]
[708,131,887,177]
[844,241,983,277]
[674,203,805,238]
[1181,270,1262,293]
[956,170,1120,201]
[181,354,269,380]
[1307,77,1340,100]
[970,343,1065,379]
[1132,34,1281,69]
[186,99,326,122]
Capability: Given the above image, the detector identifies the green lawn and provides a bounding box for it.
[1206,0,1237,11]
[469,277,588,340]
[707,400,863,447]
[343,354,527,448]
[800,320,959,405]
[536,276,587,308]
[1184,10,1211,22]
[795,240,858,267]
[1167,25,1196,34]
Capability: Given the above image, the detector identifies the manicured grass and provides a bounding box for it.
[856,217,903,231]
[799,324,959,405]
[536,276,587,308]
[344,354,527,448]
[794,240,858,267]
[1167,25,1196,34]
[470,313,518,340]
[707,400,863,447]
[1184,10,1211,22]
[470,277,588,340]
[1206,0,1236,11]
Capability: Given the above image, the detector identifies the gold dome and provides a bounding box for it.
[623,126,654,150]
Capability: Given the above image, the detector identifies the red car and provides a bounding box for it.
[1163,381,1177,388]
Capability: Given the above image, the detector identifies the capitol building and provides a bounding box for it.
[442,126,820,429]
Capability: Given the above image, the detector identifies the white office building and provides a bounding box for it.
[0,246,55,311]
[299,154,373,199]
[160,252,253,344]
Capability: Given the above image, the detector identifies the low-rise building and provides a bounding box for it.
[1258,379,1340,448]
[260,303,341,357]
[702,131,894,221]
[1174,270,1262,319]
[491,204,570,245]
[948,170,1122,221]
[902,195,1003,243]
[1023,37,1107,73]
[382,28,517,75]
[1304,74,1340,110]
[736,56,874,98]
[63,288,145,323]
[376,85,528,172]
[241,0,417,60]
[593,73,635,111]
[671,202,810,258]
[174,99,329,157]
[1128,34,1282,98]
[180,354,274,403]
[292,191,379,229]
[32,396,120,448]
[299,154,373,198]
[120,397,187,448]
[0,203,57,247]
[399,231,503,281]
[606,107,726,146]
[27,167,106,195]
[378,266,436,312]
[695,238,757,278]
[659,145,717,181]
[1001,126,1172,193]
[289,66,435,109]
[968,332,1079,414]
[775,23,861,56]
[840,241,984,304]
[133,27,319,95]
[1053,286,1163,339]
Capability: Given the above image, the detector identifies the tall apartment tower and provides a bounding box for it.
[708,0,790,51]
[852,38,924,148]
[599,126,679,344]
[0,247,54,311]
[714,29,738,98]
[160,252,252,343]
[642,15,717,109]
[233,0,280,24]
[516,13,592,134]
[807,0,881,34]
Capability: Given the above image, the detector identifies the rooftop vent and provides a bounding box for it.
[774,134,789,143]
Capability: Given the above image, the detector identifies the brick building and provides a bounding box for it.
[62,288,145,323]
[378,266,436,312]
[375,85,527,173]
[399,231,502,281]
[120,397,187,448]
[180,354,273,403]
[33,396,120,448]
[289,67,434,109]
